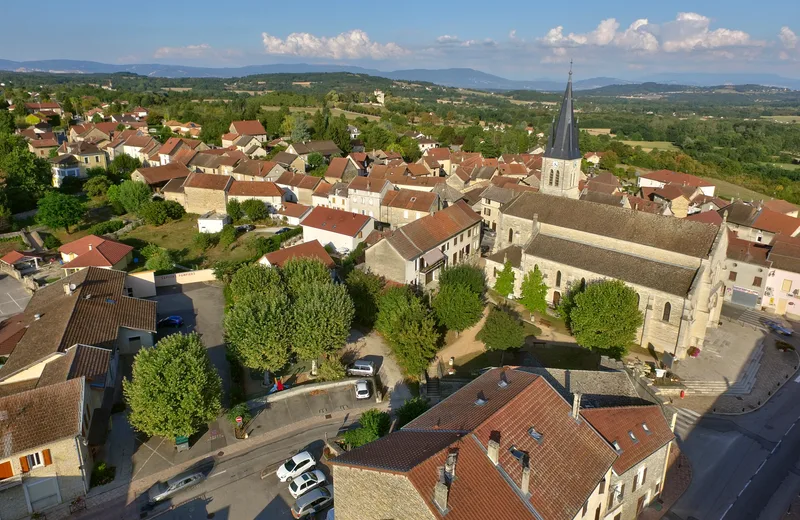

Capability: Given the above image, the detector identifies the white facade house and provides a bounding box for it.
[197,211,230,234]
[637,170,716,197]
[763,240,800,317]
[301,207,373,253]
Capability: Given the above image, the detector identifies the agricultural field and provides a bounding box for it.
[584,128,614,136]
[619,140,679,151]
[760,115,800,124]
[762,162,800,171]
[698,176,770,202]
[260,105,381,121]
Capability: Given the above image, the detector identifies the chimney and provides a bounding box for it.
[572,392,582,419]
[88,243,93,251]
[433,468,449,512]
[63,283,73,296]
[487,439,500,465]
[520,465,531,496]
[444,450,458,482]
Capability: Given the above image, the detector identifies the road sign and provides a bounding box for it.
[235,416,243,426]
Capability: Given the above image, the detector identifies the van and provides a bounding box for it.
[346,359,374,377]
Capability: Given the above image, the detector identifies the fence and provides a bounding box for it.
[154,269,216,287]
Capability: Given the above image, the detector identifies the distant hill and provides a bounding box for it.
[0,58,798,91]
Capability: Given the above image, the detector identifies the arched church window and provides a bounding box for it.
[555,271,562,288]
[662,302,671,322]
[508,228,514,244]
[555,170,560,186]
[548,170,554,186]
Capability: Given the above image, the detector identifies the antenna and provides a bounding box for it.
[569,59,573,76]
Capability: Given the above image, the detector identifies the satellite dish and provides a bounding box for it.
[69,283,76,291]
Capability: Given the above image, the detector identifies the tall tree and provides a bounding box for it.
[36,192,85,233]
[567,280,643,359]
[281,258,332,299]
[519,266,548,315]
[224,292,292,374]
[345,269,384,327]
[439,265,486,296]
[292,283,354,373]
[477,307,525,360]
[124,333,222,438]
[432,282,483,333]
[229,263,282,301]
[118,180,152,214]
[493,261,516,298]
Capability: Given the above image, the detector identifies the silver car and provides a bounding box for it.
[147,470,205,504]
[346,359,374,377]
[291,485,333,518]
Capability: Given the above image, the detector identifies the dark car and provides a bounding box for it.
[236,224,255,232]
[158,316,184,328]
[275,227,291,235]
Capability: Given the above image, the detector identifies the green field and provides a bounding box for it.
[762,162,800,171]
[260,106,381,121]
[760,115,800,124]
[698,176,770,202]
[620,140,679,152]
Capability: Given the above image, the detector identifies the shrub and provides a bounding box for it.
[396,397,429,428]
[90,461,116,487]
[341,408,391,449]
[42,234,62,250]
[89,219,125,236]
[138,200,170,226]
[193,232,219,250]
[219,224,238,248]
[59,176,85,195]
[226,402,252,426]
[242,199,269,221]
[317,357,347,382]
[163,200,185,220]
[226,199,243,222]
[84,175,111,197]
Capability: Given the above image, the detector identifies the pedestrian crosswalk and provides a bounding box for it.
[672,407,702,440]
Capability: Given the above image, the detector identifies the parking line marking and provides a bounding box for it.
[132,438,165,480]
[209,470,227,478]
[772,440,782,454]
[794,374,800,383]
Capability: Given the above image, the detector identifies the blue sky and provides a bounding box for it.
[2,0,799,79]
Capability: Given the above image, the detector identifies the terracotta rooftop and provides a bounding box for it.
[381,190,438,212]
[301,207,371,237]
[184,172,233,191]
[641,170,714,188]
[763,198,799,216]
[133,163,192,185]
[325,157,349,180]
[60,235,133,268]
[686,211,723,226]
[260,240,334,268]
[348,176,391,194]
[382,201,480,260]
[227,181,283,198]
[230,120,266,136]
[278,202,312,219]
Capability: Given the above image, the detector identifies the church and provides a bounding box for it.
[485,70,728,360]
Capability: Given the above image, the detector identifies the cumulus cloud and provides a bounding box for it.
[436,35,461,44]
[660,12,758,52]
[261,29,408,60]
[154,43,212,59]
[780,27,798,49]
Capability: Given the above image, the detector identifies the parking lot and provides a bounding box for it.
[0,274,31,318]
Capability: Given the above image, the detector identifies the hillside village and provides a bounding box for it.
[1,70,800,520]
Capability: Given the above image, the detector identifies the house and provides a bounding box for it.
[274,172,325,205]
[132,106,149,119]
[131,163,192,188]
[221,132,240,148]
[19,101,63,115]
[301,206,373,253]
[416,137,438,152]
[157,137,208,165]
[347,125,361,140]
[165,120,202,138]
[56,141,108,173]
[232,135,267,158]
[480,185,521,232]
[486,190,727,360]
[311,182,335,208]
[68,122,118,143]
[638,170,716,197]
[110,133,161,165]
[229,120,268,143]
[50,155,82,188]
[226,181,285,212]
[286,140,343,162]
[0,378,93,520]
[348,177,393,218]
[324,157,360,184]
[719,202,800,244]
[724,234,771,309]
[365,201,481,285]
[761,237,800,316]
[424,147,451,173]
[28,138,59,158]
[763,199,800,218]
[276,202,312,226]
[258,240,334,268]
[231,159,285,182]
[197,211,231,234]
[272,151,305,171]
[446,166,472,191]
[182,173,233,214]
[0,251,40,272]
[645,185,695,218]
[584,172,622,195]
[330,367,674,520]
[58,235,134,274]
[583,151,606,165]
[381,190,440,229]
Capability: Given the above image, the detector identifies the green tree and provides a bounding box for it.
[432,283,483,333]
[477,307,525,356]
[439,264,486,296]
[341,408,391,448]
[281,258,332,299]
[108,154,141,181]
[493,261,516,297]
[118,180,151,214]
[241,199,269,221]
[396,397,429,428]
[226,199,243,222]
[345,270,384,327]
[376,287,440,375]
[519,266,548,315]
[567,280,643,359]
[326,114,351,153]
[317,356,347,382]
[306,152,324,171]
[124,333,222,438]
[292,283,354,372]
[138,200,170,225]
[224,292,292,373]
[141,243,174,272]
[229,264,282,301]
[0,134,51,212]
[218,224,237,248]
[84,175,111,197]
[36,192,85,233]
[289,114,310,142]
[193,231,219,251]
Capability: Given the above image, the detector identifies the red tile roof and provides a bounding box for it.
[133,163,191,185]
[383,201,480,260]
[763,199,799,215]
[0,250,26,265]
[686,211,723,226]
[221,132,239,142]
[382,190,438,212]
[582,405,674,474]
[348,176,390,193]
[261,240,334,268]
[59,235,133,268]
[426,147,451,161]
[751,208,800,237]
[325,157,349,180]
[29,139,59,148]
[641,170,714,188]
[184,172,233,191]
[278,202,312,219]
[228,181,283,198]
[230,120,267,136]
[302,206,371,237]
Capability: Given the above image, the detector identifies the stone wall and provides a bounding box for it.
[365,239,409,284]
[184,187,227,214]
[332,465,436,520]
[606,443,671,520]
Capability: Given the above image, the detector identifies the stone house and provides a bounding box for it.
[274,172,325,205]
[422,147,451,174]
[271,151,305,172]
[0,378,94,520]
[157,137,208,165]
[286,140,343,163]
[324,157,360,185]
[226,181,285,213]
[480,185,519,232]
[380,190,440,229]
[230,159,285,182]
[763,199,800,218]
[724,234,771,309]
[131,163,192,189]
[348,177,393,219]
[56,141,108,173]
[330,368,675,520]
[301,206,373,253]
[276,202,312,226]
[365,201,481,285]
[719,202,800,244]
[68,122,117,143]
[228,120,268,143]
[182,173,234,214]
[58,235,134,275]
[763,237,800,317]
[486,191,728,360]
[28,138,59,158]
[232,135,267,158]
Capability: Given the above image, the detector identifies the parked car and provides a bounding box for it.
[291,486,333,518]
[355,380,370,400]
[289,469,327,499]
[765,320,793,336]
[337,247,351,256]
[346,359,375,377]
[147,470,205,504]
[236,224,255,232]
[158,315,184,328]
[275,227,291,235]
[277,451,316,482]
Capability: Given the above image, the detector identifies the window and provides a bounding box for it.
[508,228,514,244]
[753,276,763,287]
[83,157,89,164]
[27,452,43,469]
[467,229,472,238]
[783,279,793,292]
[548,169,554,186]
[555,170,560,187]
[582,502,588,516]
[729,271,737,282]
[599,479,606,494]
[556,271,562,288]
[358,231,363,239]
[662,302,671,322]
[404,210,409,219]
[95,156,99,163]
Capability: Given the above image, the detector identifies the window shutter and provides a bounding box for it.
[43,449,52,466]
[19,456,30,473]
[0,460,13,479]
[642,467,647,485]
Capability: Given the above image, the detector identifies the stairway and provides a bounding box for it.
[681,342,763,396]
[426,376,441,404]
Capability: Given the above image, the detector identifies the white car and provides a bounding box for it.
[289,469,327,499]
[355,380,370,400]
[277,451,316,482]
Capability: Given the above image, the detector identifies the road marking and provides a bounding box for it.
[209,470,227,478]
[787,423,796,436]
[7,292,24,310]
[132,438,165,480]
[794,374,800,383]
[772,440,782,454]
[738,480,750,496]
[720,503,734,519]
[755,460,766,474]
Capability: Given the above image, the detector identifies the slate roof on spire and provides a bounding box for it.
[545,70,581,161]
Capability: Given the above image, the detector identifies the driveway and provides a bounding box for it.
[345,330,412,411]
[0,273,31,318]
[152,283,231,404]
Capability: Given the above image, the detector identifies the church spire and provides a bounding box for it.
[545,65,581,161]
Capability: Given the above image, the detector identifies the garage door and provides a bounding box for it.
[731,287,759,308]
[26,477,60,512]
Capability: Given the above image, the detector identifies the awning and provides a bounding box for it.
[421,248,445,266]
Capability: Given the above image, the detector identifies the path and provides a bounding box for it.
[346,330,411,411]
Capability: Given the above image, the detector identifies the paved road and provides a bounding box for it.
[671,359,800,520]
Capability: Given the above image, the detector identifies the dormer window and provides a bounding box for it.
[642,422,651,434]
[612,441,622,452]
[628,431,639,444]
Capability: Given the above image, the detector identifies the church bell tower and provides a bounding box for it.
[540,65,582,199]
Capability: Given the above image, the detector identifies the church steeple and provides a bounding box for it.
[545,64,581,161]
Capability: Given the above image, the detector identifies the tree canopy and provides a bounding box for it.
[477,307,525,352]
[292,283,354,362]
[117,180,152,214]
[432,282,484,333]
[493,261,516,298]
[36,192,85,233]
[519,266,548,315]
[224,292,292,373]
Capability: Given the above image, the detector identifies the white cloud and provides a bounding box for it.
[615,19,659,52]
[261,29,408,60]
[436,35,461,44]
[660,12,758,52]
[779,27,798,49]
[154,43,212,59]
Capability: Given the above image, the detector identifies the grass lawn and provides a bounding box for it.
[0,237,25,256]
[698,176,770,202]
[619,140,679,152]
